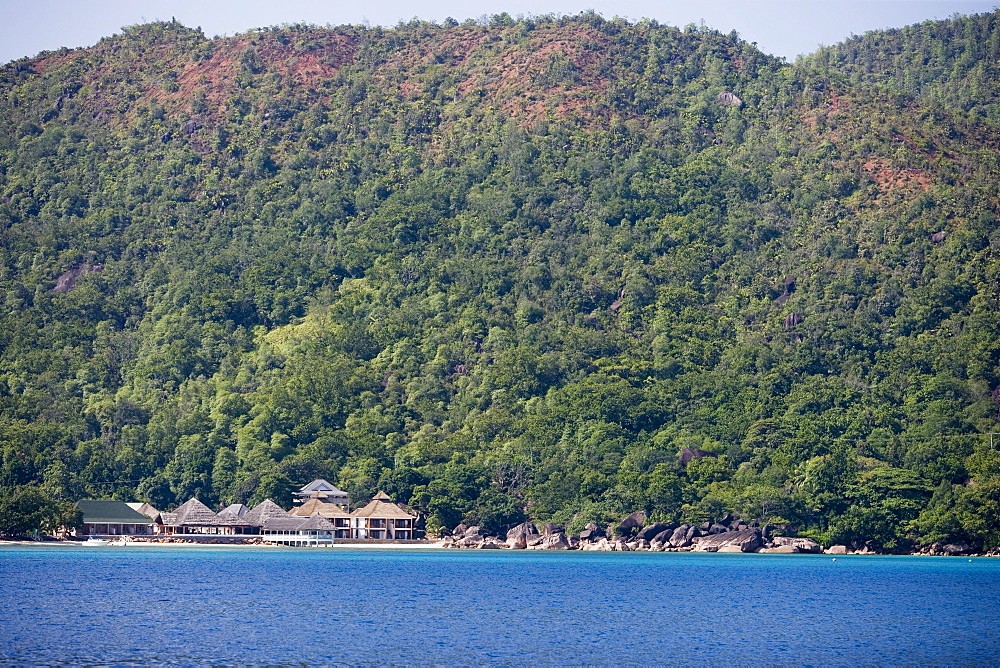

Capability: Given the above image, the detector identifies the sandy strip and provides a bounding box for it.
[113,541,449,549]
[2,540,448,549]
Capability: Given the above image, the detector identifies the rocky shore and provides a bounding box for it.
[437,512,998,557]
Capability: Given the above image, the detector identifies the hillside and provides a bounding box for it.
[1,12,999,551]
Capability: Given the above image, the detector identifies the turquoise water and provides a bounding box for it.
[1,546,999,665]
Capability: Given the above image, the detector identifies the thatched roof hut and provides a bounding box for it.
[151,498,224,535]
[215,503,251,526]
[221,503,250,516]
[155,498,220,532]
[242,499,291,527]
[351,492,417,520]
[350,491,419,539]
[170,498,220,527]
[288,498,352,519]
[126,502,160,519]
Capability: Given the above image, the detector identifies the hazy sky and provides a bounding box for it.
[1,1,997,64]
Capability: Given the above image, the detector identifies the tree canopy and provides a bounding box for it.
[1,12,999,549]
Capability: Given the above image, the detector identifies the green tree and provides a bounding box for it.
[0,485,82,536]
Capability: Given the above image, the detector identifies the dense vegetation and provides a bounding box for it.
[1,11,998,550]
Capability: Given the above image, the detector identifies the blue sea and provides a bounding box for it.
[2,545,999,665]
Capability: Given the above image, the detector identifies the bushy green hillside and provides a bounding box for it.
[808,11,1000,124]
[1,12,999,550]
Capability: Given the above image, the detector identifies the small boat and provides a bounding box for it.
[82,537,109,546]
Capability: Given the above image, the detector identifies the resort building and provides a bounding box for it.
[215,503,253,535]
[74,487,421,544]
[260,514,337,546]
[126,502,160,519]
[350,491,418,539]
[241,498,290,529]
[77,500,156,537]
[293,479,349,506]
[289,498,353,538]
[155,498,222,535]
[150,498,313,537]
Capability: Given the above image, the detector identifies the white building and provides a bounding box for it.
[260,515,337,546]
[293,479,349,506]
[350,491,418,539]
[288,498,352,538]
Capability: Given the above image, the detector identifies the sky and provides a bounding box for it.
[0,0,997,65]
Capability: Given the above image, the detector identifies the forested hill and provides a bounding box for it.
[1,11,999,551]
[806,11,1000,125]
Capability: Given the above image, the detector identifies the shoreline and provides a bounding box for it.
[1,538,995,556]
[0,538,448,549]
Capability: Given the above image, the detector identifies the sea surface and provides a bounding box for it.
[1,545,999,665]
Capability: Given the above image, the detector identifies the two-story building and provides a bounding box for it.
[350,491,418,540]
[289,498,353,538]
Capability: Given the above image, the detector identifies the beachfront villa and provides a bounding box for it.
[75,482,420,544]
[259,514,339,546]
[156,498,223,534]
[77,500,156,536]
[288,498,353,538]
[288,480,420,539]
[351,491,417,539]
[215,503,251,533]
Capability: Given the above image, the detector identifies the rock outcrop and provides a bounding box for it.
[649,528,678,550]
[579,522,603,542]
[771,536,822,553]
[52,263,103,293]
[617,511,646,536]
[694,528,762,553]
[442,512,881,556]
[610,537,632,551]
[637,522,675,541]
[581,537,611,551]
[666,526,688,548]
[940,541,973,555]
[505,521,539,549]
[717,91,743,107]
[679,447,718,465]
[541,532,570,550]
